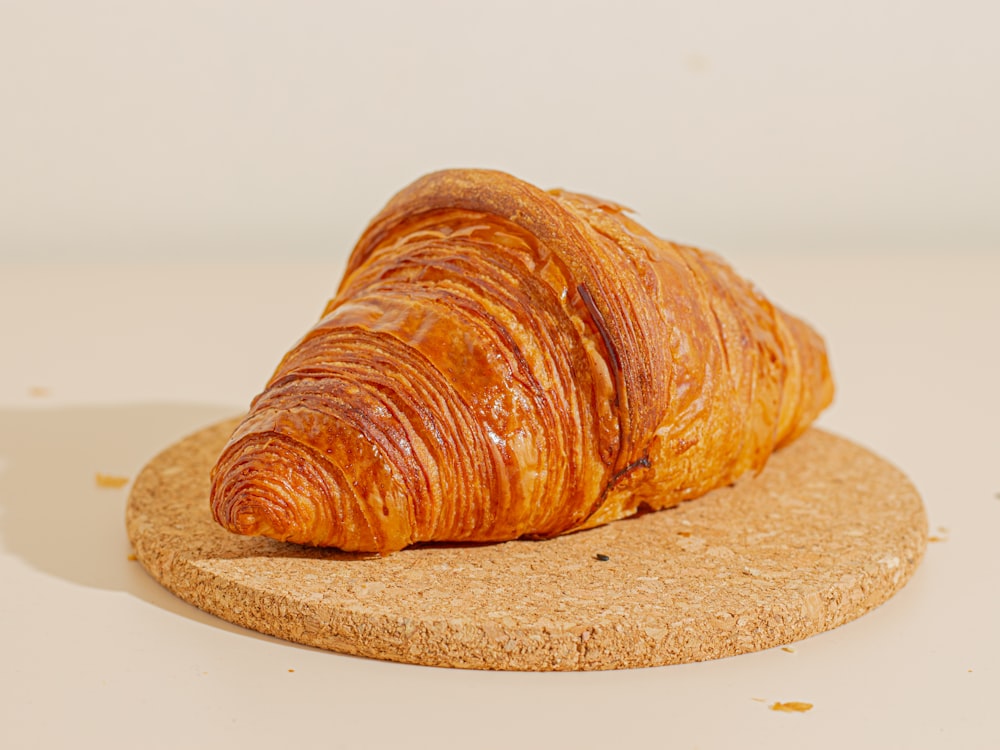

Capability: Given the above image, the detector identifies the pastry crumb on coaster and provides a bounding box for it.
[781,646,796,653]
[770,701,813,713]
[96,473,129,488]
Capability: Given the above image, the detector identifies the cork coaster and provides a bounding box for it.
[126,418,926,671]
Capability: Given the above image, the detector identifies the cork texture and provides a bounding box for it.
[126,418,927,671]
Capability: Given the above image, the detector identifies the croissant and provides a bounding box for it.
[210,169,834,553]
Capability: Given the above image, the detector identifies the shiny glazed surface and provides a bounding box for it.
[210,169,834,551]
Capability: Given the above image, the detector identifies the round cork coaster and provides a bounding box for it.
[126,418,926,671]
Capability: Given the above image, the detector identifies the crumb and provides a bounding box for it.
[127,553,138,561]
[96,473,129,488]
[928,524,950,542]
[28,386,50,397]
[770,701,813,713]
[750,697,766,703]
[595,553,610,562]
[676,530,692,537]
[288,669,295,673]
[781,647,796,653]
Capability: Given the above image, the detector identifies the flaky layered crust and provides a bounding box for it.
[210,169,834,552]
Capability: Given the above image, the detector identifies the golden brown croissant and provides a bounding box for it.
[210,169,833,553]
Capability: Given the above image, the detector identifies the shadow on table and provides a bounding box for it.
[0,402,277,638]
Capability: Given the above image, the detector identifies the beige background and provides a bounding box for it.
[2,0,999,265]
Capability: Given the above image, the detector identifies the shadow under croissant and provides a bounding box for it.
[0,403,302,642]
[178,507,645,561]
[200,486,679,561]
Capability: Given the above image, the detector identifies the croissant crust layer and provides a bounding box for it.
[210,169,834,552]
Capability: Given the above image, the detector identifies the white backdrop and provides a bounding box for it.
[2,0,998,264]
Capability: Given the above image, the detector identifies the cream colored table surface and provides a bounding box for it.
[1,256,997,749]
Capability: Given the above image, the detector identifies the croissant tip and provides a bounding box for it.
[215,493,285,540]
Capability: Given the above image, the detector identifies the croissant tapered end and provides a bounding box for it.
[210,168,834,553]
[210,409,418,551]
[210,438,325,545]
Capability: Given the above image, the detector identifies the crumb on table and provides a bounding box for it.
[96,473,129,488]
[770,701,813,713]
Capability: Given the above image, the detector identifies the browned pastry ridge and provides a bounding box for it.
[210,169,834,553]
